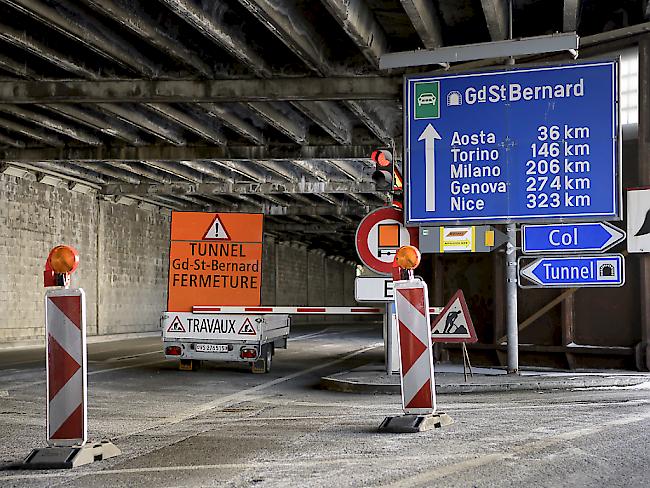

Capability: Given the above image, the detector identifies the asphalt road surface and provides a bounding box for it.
[0,322,648,487]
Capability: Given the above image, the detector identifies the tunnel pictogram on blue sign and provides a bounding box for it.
[405,61,620,224]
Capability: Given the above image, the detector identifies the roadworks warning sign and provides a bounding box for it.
[168,212,263,311]
[238,318,256,335]
[430,289,478,343]
[167,316,186,333]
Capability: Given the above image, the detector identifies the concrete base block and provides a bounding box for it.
[18,440,121,470]
[378,412,454,433]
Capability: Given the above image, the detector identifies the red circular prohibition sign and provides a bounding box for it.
[355,207,419,275]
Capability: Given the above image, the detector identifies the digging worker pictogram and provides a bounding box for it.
[443,310,462,334]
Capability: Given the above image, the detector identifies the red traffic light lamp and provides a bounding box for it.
[371,149,394,190]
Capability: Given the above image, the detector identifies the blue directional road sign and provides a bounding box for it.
[521,222,626,254]
[518,254,625,288]
[405,60,619,225]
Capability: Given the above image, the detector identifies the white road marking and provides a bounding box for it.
[3,359,166,391]
[107,350,162,361]
[0,455,427,480]
[288,328,331,341]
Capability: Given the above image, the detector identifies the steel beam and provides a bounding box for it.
[285,161,329,181]
[265,222,349,233]
[211,160,268,182]
[143,161,205,183]
[328,160,372,181]
[0,53,37,79]
[179,200,367,217]
[97,104,186,146]
[0,104,102,145]
[400,0,444,49]
[71,163,142,184]
[82,0,213,77]
[178,161,234,183]
[160,0,273,77]
[379,32,580,68]
[41,104,145,145]
[480,0,509,41]
[197,104,264,145]
[0,77,400,104]
[0,132,25,148]
[100,180,376,196]
[107,163,177,183]
[246,102,308,144]
[8,161,108,184]
[563,0,581,32]
[145,103,226,145]
[0,116,65,146]
[321,0,389,66]
[0,144,376,162]
[0,22,98,79]
[253,161,298,182]
[0,0,159,76]
[238,0,394,142]
[344,100,397,144]
[239,0,334,74]
[293,101,352,145]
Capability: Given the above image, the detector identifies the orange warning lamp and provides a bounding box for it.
[48,246,79,273]
[44,245,79,287]
[395,245,421,270]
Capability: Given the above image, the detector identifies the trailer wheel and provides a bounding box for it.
[251,345,272,374]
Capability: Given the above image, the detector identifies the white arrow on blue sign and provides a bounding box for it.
[521,222,626,254]
[518,254,625,288]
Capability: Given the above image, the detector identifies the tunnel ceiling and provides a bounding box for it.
[0,0,648,260]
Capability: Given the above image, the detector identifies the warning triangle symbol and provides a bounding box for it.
[203,215,230,240]
[167,316,186,333]
[430,290,477,343]
[238,318,256,336]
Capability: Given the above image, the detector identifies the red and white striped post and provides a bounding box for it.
[394,279,436,414]
[45,288,87,446]
[20,245,120,469]
[379,246,453,433]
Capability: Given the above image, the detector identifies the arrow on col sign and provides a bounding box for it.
[418,124,441,212]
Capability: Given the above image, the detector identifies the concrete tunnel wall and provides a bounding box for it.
[0,173,359,346]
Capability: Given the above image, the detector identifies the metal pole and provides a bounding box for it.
[638,38,650,371]
[505,224,519,373]
[383,303,389,373]
[505,0,519,374]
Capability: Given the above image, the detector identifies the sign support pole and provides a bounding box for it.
[638,38,650,371]
[505,224,519,373]
[504,8,519,375]
[383,304,390,374]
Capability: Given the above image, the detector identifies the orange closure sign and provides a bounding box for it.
[167,212,263,311]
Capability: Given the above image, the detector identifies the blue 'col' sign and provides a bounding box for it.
[405,61,619,225]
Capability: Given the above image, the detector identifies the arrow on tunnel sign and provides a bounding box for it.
[521,222,626,254]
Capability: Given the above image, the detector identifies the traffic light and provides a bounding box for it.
[371,149,393,190]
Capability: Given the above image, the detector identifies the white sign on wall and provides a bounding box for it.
[627,188,650,253]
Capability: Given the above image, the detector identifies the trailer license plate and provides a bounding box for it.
[195,344,228,353]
